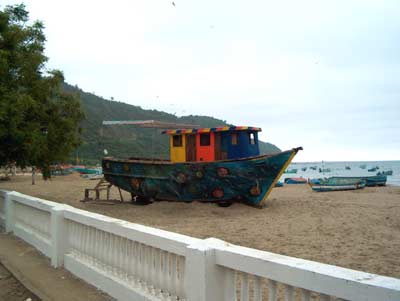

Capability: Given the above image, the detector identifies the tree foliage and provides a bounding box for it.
[0,4,84,178]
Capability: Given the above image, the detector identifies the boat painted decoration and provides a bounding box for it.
[102,125,302,207]
[309,177,366,192]
[284,177,307,184]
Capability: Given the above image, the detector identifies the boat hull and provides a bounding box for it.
[309,177,367,192]
[330,176,387,187]
[102,148,302,207]
[311,182,366,192]
[284,177,307,184]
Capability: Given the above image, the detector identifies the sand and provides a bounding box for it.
[1,173,400,279]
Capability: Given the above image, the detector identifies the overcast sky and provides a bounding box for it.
[4,0,400,161]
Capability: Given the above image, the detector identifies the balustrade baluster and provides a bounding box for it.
[100,230,106,270]
[285,284,294,301]
[178,256,185,298]
[268,280,277,301]
[240,273,250,301]
[162,250,169,297]
[253,275,262,301]
[78,224,84,259]
[320,294,330,301]
[301,289,311,301]
[133,242,139,282]
[170,253,178,298]
[107,232,113,274]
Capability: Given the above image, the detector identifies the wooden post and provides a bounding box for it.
[32,166,36,185]
[118,187,123,202]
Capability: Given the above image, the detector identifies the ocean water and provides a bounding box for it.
[280,161,400,186]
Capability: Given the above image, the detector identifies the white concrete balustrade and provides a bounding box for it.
[1,190,400,301]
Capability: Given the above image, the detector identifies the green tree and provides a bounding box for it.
[0,4,84,179]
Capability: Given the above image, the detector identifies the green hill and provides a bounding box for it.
[63,83,281,165]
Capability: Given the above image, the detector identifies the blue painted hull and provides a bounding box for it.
[309,177,366,192]
[102,148,302,207]
[311,182,366,192]
[73,167,102,174]
[330,176,387,187]
[284,178,307,184]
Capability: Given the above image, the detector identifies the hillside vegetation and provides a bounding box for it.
[63,83,280,164]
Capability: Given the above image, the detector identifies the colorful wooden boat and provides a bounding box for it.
[368,167,378,172]
[102,126,302,207]
[329,175,387,187]
[309,177,366,192]
[285,168,298,174]
[284,177,307,184]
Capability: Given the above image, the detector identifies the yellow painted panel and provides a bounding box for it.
[170,135,187,162]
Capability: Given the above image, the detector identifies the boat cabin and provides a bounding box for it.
[162,126,261,163]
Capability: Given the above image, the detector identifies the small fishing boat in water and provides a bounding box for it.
[345,166,351,170]
[285,168,298,174]
[73,166,102,175]
[309,177,366,192]
[102,125,302,207]
[377,170,393,176]
[284,177,307,184]
[329,175,387,187]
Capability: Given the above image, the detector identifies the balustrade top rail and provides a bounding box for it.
[64,206,201,256]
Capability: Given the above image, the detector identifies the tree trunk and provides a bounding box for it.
[32,167,36,185]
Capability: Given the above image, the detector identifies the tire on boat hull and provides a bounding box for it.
[217,200,233,207]
[132,195,153,205]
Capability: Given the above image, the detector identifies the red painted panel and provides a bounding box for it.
[196,132,215,162]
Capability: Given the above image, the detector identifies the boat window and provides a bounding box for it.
[200,133,210,146]
[173,135,183,147]
[249,132,256,144]
[231,133,239,145]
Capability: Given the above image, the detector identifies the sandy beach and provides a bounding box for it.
[1,173,399,279]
